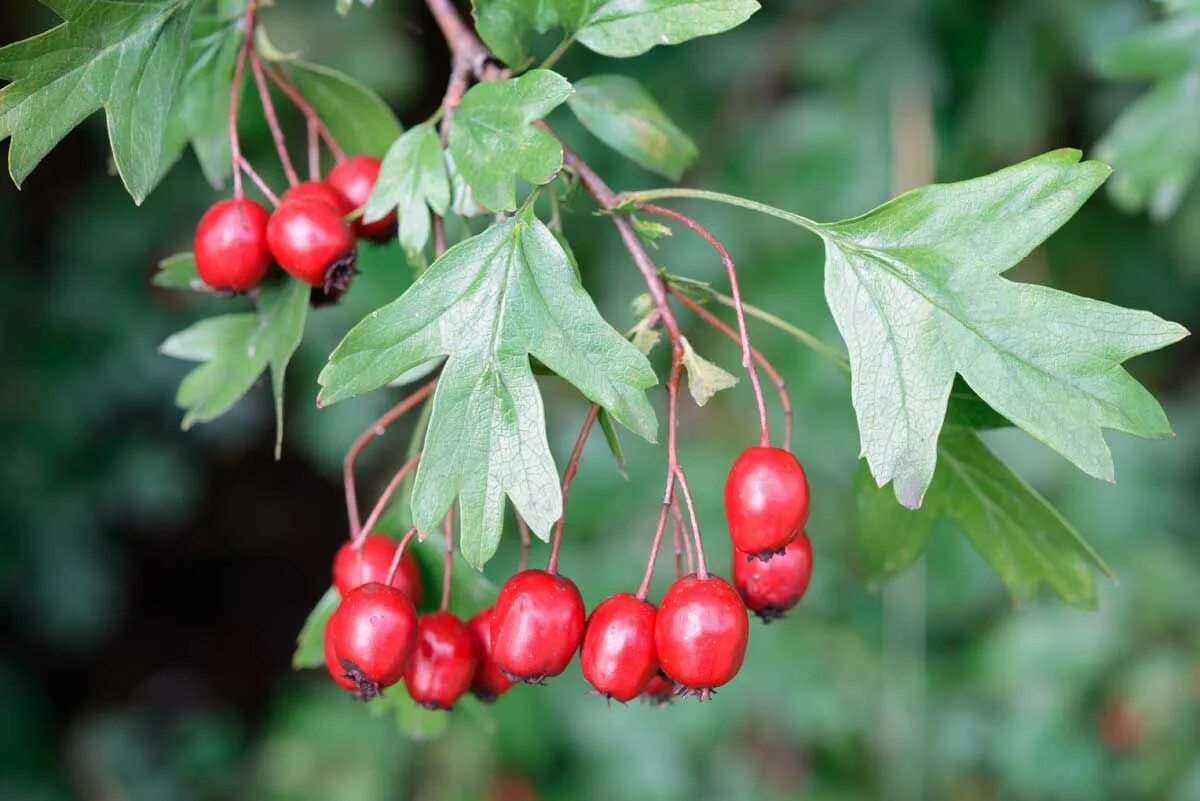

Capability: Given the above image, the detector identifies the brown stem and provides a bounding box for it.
[356,453,422,549]
[546,404,600,575]
[674,464,707,579]
[385,527,419,585]
[636,345,687,598]
[516,514,531,572]
[250,52,299,187]
[672,504,684,579]
[672,496,694,575]
[228,1,257,200]
[642,204,770,446]
[237,156,280,206]
[265,65,346,162]
[636,476,675,600]
[671,288,794,448]
[343,379,437,542]
[440,510,454,612]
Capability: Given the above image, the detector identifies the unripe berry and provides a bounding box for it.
[326,583,417,700]
[193,198,271,291]
[732,531,813,621]
[491,569,585,683]
[655,574,748,694]
[467,606,513,702]
[332,534,424,607]
[404,612,477,710]
[724,446,810,559]
[327,155,394,240]
[266,198,357,297]
[581,593,658,702]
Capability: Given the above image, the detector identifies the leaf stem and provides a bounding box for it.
[547,404,600,575]
[385,527,420,586]
[343,378,437,542]
[618,188,825,237]
[670,287,795,448]
[538,34,576,71]
[643,203,770,447]
[250,51,299,187]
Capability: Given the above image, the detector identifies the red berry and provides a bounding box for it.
[281,180,352,214]
[724,446,810,559]
[732,531,813,622]
[324,618,358,691]
[403,612,478,710]
[467,606,514,701]
[581,593,658,702]
[491,569,585,683]
[193,198,271,291]
[266,198,357,296]
[327,155,394,240]
[655,574,748,695]
[332,534,424,607]
[642,671,677,706]
[326,583,417,700]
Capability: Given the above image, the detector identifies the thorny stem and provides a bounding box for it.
[516,515,531,572]
[547,404,600,575]
[263,65,347,163]
[671,288,795,448]
[643,203,770,447]
[343,379,437,542]
[237,156,280,206]
[250,52,299,187]
[385,527,420,586]
[356,453,422,549]
[440,510,454,612]
[228,1,257,200]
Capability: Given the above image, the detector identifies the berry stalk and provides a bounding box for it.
[385,527,420,586]
[250,51,299,187]
[547,404,600,575]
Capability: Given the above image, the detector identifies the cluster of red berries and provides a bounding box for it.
[192,155,393,299]
[323,445,814,708]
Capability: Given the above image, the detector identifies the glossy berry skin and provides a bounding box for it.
[281,180,352,214]
[403,612,478,710]
[581,593,658,702]
[193,198,271,291]
[332,534,423,607]
[326,583,417,700]
[326,155,394,240]
[467,606,513,701]
[266,198,357,295]
[324,619,358,691]
[733,531,813,621]
[491,569,585,683]
[655,574,749,693]
[724,446,810,559]
[642,671,677,706]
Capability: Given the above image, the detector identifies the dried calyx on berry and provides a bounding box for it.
[325,583,417,701]
[267,197,358,300]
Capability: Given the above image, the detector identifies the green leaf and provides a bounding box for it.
[680,335,737,406]
[292,586,339,669]
[153,252,201,290]
[820,149,1186,508]
[471,0,592,67]
[365,125,450,254]
[176,13,242,188]
[1098,14,1200,80]
[318,209,658,568]
[575,0,760,58]
[1096,72,1200,219]
[285,60,401,156]
[597,408,628,478]
[447,70,572,212]
[857,428,1111,608]
[568,75,697,179]
[0,0,199,202]
[161,278,309,454]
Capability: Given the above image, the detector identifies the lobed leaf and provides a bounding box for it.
[366,125,450,254]
[319,208,658,567]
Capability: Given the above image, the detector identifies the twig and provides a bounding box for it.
[671,288,794,448]
[642,203,770,447]
[250,52,299,187]
[546,404,600,575]
[343,379,437,542]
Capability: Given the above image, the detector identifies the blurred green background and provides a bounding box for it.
[2,1,1198,799]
